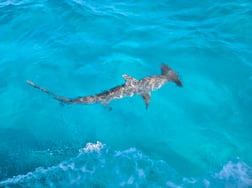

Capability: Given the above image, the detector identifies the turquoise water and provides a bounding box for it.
[1,0,252,187]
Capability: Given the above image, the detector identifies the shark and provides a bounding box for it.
[26,64,182,109]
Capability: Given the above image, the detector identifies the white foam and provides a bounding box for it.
[203,179,210,187]
[0,172,31,185]
[114,147,137,157]
[182,177,197,184]
[166,181,182,188]
[214,161,252,186]
[79,141,105,153]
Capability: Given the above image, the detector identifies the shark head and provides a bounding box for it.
[161,64,183,87]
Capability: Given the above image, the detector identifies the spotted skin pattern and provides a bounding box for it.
[26,64,182,109]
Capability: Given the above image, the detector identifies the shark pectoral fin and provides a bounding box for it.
[101,101,113,111]
[122,74,137,85]
[141,93,151,109]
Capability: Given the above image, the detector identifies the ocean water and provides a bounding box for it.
[0,0,252,187]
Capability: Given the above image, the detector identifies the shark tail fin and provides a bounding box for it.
[26,80,74,104]
[161,64,183,87]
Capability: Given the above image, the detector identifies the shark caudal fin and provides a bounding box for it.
[26,80,74,103]
[161,64,183,87]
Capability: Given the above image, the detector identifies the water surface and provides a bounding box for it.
[0,0,252,187]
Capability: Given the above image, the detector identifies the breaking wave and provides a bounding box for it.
[1,142,251,188]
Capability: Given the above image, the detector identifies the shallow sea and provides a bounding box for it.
[0,0,252,187]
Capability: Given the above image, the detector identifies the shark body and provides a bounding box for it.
[26,64,182,109]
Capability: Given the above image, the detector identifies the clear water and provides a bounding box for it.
[0,0,252,187]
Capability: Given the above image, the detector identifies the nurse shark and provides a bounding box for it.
[26,64,182,109]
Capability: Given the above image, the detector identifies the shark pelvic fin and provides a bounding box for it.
[122,74,137,85]
[141,93,151,109]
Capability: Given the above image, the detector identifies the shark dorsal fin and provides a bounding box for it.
[122,74,137,85]
[141,93,151,109]
[161,64,172,75]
